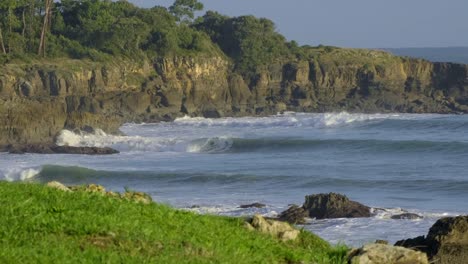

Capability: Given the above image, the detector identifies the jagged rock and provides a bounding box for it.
[239,203,266,209]
[245,214,300,241]
[46,181,71,192]
[302,193,371,219]
[278,205,308,224]
[391,213,423,220]
[396,215,468,264]
[348,243,429,264]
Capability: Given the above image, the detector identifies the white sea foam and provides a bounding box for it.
[56,129,188,152]
[1,167,41,182]
[173,112,421,129]
[56,112,445,153]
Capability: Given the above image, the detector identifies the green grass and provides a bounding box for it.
[0,182,347,263]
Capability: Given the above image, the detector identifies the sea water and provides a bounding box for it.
[1,112,467,246]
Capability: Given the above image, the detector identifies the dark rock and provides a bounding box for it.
[375,240,389,245]
[395,236,428,252]
[278,205,308,224]
[3,144,118,155]
[239,203,266,209]
[395,215,468,264]
[391,213,423,220]
[302,193,371,219]
[50,145,119,155]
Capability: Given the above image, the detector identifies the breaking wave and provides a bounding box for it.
[0,167,41,182]
[173,112,421,128]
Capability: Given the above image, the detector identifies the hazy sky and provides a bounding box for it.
[130,0,468,48]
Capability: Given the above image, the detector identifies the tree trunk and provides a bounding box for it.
[0,27,6,54]
[22,9,26,37]
[38,0,52,57]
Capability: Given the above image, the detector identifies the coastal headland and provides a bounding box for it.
[1,51,467,149]
[0,1,467,149]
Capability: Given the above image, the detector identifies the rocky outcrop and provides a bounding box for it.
[303,193,371,219]
[347,243,429,264]
[46,182,153,204]
[239,202,266,209]
[395,215,468,264]
[245,214,300,241]
[278,205,308,224]
[1,49,467,147]
[2,144,118,154]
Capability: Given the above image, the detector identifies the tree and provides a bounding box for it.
[0,27,5,54]
[38,0,53,56]
[169,0,203,23]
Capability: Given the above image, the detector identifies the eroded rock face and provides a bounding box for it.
[303,193,371,219]
[1,51,467,147]
[348,243,429,264]
[396,215,468,264]
[245,214,300,241]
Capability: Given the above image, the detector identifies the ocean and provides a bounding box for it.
[1,112,467,246]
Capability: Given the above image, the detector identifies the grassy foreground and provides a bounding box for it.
[0,182,346,263]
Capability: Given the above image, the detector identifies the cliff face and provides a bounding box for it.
[1,49,467,146]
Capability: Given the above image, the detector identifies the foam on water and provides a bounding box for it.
[56,129,188,152]
[1,167,41,182]
[173,112,415,129]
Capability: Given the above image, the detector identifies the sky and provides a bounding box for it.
[129,0,468,48]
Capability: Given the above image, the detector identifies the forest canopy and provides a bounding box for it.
[0,0,310,76]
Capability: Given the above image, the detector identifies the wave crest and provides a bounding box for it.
[1,167,41,182]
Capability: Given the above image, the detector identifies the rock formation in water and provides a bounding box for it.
[303,192,371,219]
[1,49,467,148]
[395,215,468,264]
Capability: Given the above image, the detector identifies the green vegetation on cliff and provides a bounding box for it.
[0,181,346,263]
[0,0,306,76]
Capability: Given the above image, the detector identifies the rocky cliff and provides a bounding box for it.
[1,48,467,147]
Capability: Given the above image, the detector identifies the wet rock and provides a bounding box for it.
[395,215,468,264]
[302,193,371,219]
[239,202,266,209]
[245,214,300,241]
[50,145,119,155]
[46,181,71,192]
[348,243,429,264]
[278,205,308,224]
[391,213,423,220]
[3,144,119,155]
